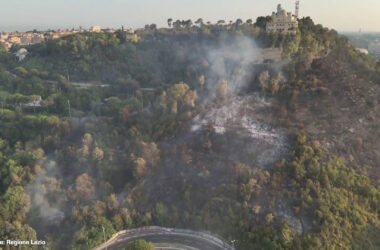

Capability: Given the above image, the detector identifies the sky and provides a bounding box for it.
[0,0,379,32]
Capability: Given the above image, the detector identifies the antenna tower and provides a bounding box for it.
[295,0,300,18]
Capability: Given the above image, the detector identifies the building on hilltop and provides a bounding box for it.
[266,4,298,34]
[1,28,88,50]
[90,26,102,32]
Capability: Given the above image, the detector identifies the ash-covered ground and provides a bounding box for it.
[191,94,291,168]
[132,91,304,236]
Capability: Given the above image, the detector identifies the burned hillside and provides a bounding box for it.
[0,17,379,250]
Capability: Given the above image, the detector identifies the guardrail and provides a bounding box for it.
[93,226,235,250]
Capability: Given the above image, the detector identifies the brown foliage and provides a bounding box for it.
[134,157,149,178]
[74,173,95,201]
[138,141,161,166]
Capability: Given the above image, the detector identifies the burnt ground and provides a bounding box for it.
[129,93,301,236]
[290,67,380,179]
[128,52,380,238]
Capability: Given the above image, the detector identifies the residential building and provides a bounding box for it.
[91,26,102,32]
[15,48,28,61]
[21,96,42,108]
[355,48,369,55]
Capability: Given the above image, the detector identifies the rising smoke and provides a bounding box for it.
[27,159,65,224]
[203,36,261,98]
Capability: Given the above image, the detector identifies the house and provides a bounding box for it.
[355,48,369,55]
[90,26,102,32]
[8,35,21,44]
[32,34,45,43]
[15,48,28,61]
[266,4,298,34]
[21,96,42,108]
[126,34,140,43]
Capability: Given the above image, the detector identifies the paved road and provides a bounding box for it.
[108,234,224,250]
[93,227,234,250]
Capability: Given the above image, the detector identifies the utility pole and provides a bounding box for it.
[102,226,108,250]
[66,70,70,82]
[139,91,144,110]
[66,64,70,82]
[67,100,71,118]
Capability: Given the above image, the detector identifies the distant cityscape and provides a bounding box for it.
[344,32,380,58]
[1,3,379,61]
[0,26,136,50]
[1,3,300,51]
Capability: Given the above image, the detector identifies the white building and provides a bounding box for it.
[22,96,42,108]
[266,4,298,34]
[90,26,102,32]
[15,48,28,61]
[355,48,369,55]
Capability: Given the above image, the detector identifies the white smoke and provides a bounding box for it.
[27,159,65,224]
[205,36,260,96]
[191,36,290,167]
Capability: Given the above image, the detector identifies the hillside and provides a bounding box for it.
[0,17,379,250]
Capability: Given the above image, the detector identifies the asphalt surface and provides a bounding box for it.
[93,227,235,250]
[108,234,226,250]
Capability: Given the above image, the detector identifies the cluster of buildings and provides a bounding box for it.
[266,4,299,34]
[0,3,300,51]
[368,42,380,57]
[0,26,135,50]
[1,3,300,51]
[351,37,380,58]
[0,32,45,49]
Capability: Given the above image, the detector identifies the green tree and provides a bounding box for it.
[126,239,154,250]
[217,20,225,26]
[195,18,204,26]
[255,16,273,29]
[167,18,173,28]
[235,18,243,27]
[0,42,7,53]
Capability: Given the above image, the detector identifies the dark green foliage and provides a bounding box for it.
[255,16,274,30]
[276,134,380,249]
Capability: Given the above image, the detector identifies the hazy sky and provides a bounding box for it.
[0,0,379,32]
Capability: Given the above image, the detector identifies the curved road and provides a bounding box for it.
[93,227,235,250]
